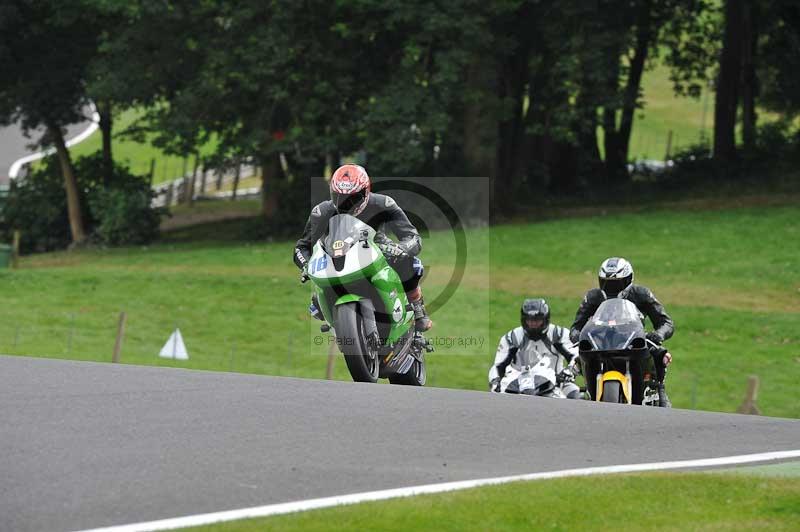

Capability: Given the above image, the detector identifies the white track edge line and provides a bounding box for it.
[75,449,800,532]
[8,103,100,179]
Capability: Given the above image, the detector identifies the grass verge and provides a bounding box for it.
[185,472,800,531]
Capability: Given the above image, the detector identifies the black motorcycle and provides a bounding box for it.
[578,298,661,405]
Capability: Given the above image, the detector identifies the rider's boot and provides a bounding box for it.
[308,294,324,321]
[406,287,432,332]
[657,382,672,408]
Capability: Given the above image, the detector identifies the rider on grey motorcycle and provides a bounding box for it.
[570,257,674,407]
[489,299,581,398]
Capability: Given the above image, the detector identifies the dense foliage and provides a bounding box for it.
[0,154,164,252]
[2,0,799,243]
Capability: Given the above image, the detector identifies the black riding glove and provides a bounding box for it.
[646,331,664,345]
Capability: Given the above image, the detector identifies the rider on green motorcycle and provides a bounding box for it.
[293,164,432,331]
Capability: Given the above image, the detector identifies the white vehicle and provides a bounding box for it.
[498,358,579,398]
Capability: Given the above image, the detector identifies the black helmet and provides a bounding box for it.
[520,298,550,340]
[598,257,634,297]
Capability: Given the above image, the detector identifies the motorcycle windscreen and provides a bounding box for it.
[580,299,645,351]
[322,214,375,258]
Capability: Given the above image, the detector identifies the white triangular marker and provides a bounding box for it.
[159,328,189,360]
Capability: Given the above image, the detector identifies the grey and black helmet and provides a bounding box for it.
[520,298,550,340]
[598,257,634,297]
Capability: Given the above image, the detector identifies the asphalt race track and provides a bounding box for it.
[0,113,96,183]
[2,355,798,531]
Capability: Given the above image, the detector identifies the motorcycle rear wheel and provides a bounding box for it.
[336,302,379,383]
[601,380,622,403]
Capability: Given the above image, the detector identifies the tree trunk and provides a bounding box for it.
[741,0,757,152]
[714,0,745,162]
[97,100,113,187]
[601,33,630,184]
[603,108,623,183]
[47,121,86,245]
[575,97,602,185]
[231,162,241,201]
[619,4,653,161]
[261,153,282,219]
[200,163,207,195]
[493,48,528,213]
[462,59,495,178]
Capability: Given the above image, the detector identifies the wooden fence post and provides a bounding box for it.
[665,130,674,161]
[148,158,156,184]
[326,338,337,380]
[188,153,200,206]
[737,375,761,415]
[112,312,127,363]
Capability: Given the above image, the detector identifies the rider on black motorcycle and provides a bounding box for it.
[570,257,674,407]
[293,164,432,331]
[490,299,581,398]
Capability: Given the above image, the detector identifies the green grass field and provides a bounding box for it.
[185,471,800,531]
[4,200,799,418]
[629,61,712,160]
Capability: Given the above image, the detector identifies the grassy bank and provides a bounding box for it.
[4,201,798,418]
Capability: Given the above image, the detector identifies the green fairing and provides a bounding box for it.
[370,264,413,344]
[308,241,383,287]
[335,294,362,305]
[312,242,412,345]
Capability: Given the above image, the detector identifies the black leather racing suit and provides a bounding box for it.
[293,193,423,292]
[570,285,674,403]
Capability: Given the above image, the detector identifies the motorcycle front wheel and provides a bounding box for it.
[388,351,426,386]
[336,302,380,383]
[601,380,623,403]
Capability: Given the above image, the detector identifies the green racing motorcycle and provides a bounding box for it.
[306,214,432,385]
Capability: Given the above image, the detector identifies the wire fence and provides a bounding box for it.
[0,310,332,378]
[0,308,494,390]
[150,157,262,208]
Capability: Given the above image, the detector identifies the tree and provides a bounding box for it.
[757,1,800,118]
[0,1,102,244]
[714,0,745,162]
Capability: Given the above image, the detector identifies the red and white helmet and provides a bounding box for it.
[330,164,370,215]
